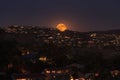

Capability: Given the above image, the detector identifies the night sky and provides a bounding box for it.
[0,0,120,31]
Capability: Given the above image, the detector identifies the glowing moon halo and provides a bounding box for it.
[56,23,67,32]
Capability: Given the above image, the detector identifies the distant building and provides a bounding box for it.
[43,67,71,80]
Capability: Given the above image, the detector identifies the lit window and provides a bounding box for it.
[46,70,50,74]
[57,70,62,73]
[39,57,47,61]
[79,78,85,80]
[16,79,27,80]
[52,70,56,73]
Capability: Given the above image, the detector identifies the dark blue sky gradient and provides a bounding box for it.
[0,0,120,31]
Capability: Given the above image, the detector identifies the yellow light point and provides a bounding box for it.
[56,23,67,32]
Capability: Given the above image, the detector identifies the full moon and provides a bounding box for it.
[56,23,67,32]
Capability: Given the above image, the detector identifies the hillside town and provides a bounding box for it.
[0,25,120,80]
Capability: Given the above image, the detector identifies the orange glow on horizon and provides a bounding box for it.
[56,23,67,32]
